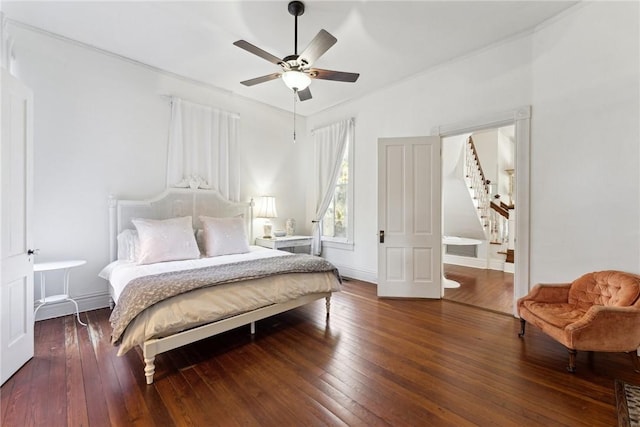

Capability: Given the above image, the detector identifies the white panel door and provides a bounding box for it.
[378,136,441,298]
[1,69,35,385]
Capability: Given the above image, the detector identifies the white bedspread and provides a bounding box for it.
[100,245,290,303]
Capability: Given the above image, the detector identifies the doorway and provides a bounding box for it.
[441,126,515,314]
[433,106,531,316]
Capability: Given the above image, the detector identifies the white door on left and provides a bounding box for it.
[1,69,35,385]
[377,136,442,298]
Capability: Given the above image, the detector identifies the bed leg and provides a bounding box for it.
[325,295,331,318]
[144,357,156,385]
[250,321,256,335]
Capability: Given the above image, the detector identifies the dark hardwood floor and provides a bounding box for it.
[444,264,514,315]
[2,279,637,426]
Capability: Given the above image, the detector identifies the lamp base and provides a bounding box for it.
[263,222,273,239]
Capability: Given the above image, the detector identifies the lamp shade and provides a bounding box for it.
[282,70,311,91]
[255,196,278,218]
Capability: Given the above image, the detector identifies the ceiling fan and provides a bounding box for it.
[233,0,359,102]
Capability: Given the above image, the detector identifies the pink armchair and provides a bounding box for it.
[517,270,640,372]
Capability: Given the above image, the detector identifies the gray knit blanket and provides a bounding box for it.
[110,254,341,345]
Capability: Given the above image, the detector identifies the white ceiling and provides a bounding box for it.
[2,1,577,116]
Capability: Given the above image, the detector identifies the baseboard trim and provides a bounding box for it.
[488,259,506,271]
[331,264,377,284]
[34,292,111,321]
[443,254,487,269]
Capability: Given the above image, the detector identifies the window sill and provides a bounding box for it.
[321,239,354,251]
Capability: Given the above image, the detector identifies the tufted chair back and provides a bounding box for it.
[568,270,640,312]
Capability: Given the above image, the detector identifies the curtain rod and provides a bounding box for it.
[311,117,354,134]
[160,94,240,119]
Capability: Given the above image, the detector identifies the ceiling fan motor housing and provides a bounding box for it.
[288,1,305,17]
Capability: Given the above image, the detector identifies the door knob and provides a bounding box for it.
[27,249,40,255]
[379,230,385,243]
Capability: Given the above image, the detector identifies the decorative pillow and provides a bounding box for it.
[199,215,250,257]
[132,216,200,265]
[117,229,140,261]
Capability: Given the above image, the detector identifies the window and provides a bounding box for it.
[322,139,354,247]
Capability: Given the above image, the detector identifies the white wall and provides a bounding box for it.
[307,1,639,287]
[8,23,310,318]
[530,1,640,282]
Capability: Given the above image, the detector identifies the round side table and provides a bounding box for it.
[34,259,87,326]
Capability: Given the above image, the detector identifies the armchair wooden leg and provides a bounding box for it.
[518,319,526,337]
[567,349,577,373]
[629,350,640,373]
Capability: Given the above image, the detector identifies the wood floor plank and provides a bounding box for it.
[0,372,15,423]
[1,318,41,427]
[256,326,381,425]
[1,279,634,426]
[24,314,56,427]
[75,312,113,427]
[43,314,67,425]
[89,309,159,427]
[443,264,513,314]
[193,359,265,426]
[64,314,90,427]
[231,338,350,426]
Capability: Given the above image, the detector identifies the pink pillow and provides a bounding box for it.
[132,216,200,265]
[200,216,250,257]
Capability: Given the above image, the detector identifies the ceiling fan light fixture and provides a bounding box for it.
[282,70,311,91]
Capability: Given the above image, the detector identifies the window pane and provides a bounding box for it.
[322,144,349,239]
[323,198,335,237]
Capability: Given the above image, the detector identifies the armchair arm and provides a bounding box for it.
[566,306,640,351]
[518,283,572,305]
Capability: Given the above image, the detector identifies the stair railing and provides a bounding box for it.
[489,201,508,244]
[464,136,490,230]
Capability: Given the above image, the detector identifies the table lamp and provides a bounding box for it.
[255,196,278,238]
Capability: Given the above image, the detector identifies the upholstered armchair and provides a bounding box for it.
[517,270,640,372]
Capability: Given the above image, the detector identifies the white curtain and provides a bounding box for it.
[311,118,354,255]
[167,97,240,201]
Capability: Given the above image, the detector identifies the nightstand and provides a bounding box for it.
[34,259,87,325]
[255,235,313,255]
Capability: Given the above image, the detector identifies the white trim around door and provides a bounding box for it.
[432,105,531,316]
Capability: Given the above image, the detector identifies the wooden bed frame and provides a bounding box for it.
[107,188,331,384]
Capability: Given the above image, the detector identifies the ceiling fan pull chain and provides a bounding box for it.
[293,89,297,143]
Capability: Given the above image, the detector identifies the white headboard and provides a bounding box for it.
[108,188,252,262]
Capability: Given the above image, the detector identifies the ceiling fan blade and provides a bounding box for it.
[298,29,337,66]
[297,87,312,101]
[240,73,281,87]
[233,40,283,65]
[310,68,360,83]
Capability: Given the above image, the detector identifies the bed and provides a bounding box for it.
[99,188,341,384]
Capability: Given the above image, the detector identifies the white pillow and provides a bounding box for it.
[116,229,140,261]
[200,216,250,257]
[132,216,200,265]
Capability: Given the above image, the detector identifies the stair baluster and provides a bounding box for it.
[464,137,490,230]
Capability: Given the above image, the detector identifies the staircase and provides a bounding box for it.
[443,135,489,240]
[464,136,491,230]
[443,134,514,271]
